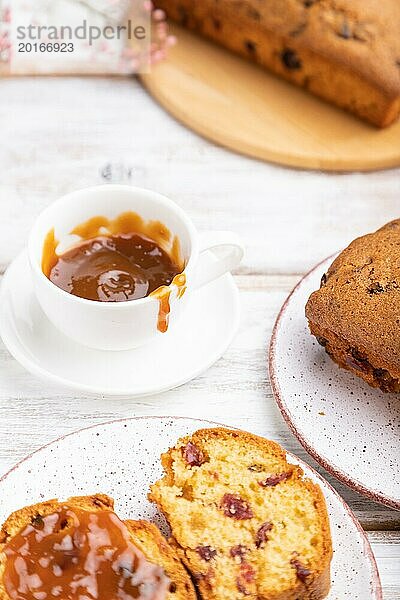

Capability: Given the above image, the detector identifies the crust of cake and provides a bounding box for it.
[309,321,400,392]
[150,428,332,600]
[155,0,400,127]
[124,519,196,598]
[306,218,400,391]
[0,494,196,600]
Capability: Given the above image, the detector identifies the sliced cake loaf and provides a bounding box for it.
[150,428,332,600]
[0,494,196,600]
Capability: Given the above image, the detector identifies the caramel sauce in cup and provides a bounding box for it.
[3,506,170,600]
[42,212,187,333]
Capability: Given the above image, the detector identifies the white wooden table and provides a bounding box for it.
[1,76,399,598]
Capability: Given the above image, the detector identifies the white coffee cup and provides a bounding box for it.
[28,185,244,350]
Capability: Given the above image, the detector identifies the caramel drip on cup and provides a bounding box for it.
[41,228,59,278]
[150,286,172,334]
[150,273,187,333]
[174,273,187,299]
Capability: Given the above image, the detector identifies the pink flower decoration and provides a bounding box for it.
[0,32,10,51]
[2,7,11,23]
[115,0,179,73]
[153,9,165,21]
[166,35,177,47]
[122,47,137,58]
[152,48,166,63]
[130,57,141,70]
[143,0,153,12]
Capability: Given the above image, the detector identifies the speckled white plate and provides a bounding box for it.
[0,251,240,397]
[0,416,381,598]
[270,255,400,510]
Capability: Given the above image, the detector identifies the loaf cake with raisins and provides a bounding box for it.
[306,219,400,392]
[150,428,332,599]
[0,494,196,600]
[155,0,400,127]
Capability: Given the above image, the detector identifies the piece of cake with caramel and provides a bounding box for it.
[0,494,196,600]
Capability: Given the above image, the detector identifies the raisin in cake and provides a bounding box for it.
[150,428,332,599]
[155,0,400,127]
[306,219,400,392]
[0,494,196,600]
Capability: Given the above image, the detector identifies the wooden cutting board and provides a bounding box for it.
[140,25,400,172]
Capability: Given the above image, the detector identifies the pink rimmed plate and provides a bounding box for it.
[270,255,400,510]
[0,416,382,598]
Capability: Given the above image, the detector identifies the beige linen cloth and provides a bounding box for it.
[0,0,159,75]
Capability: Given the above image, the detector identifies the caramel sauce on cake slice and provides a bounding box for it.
[3,505,170,600]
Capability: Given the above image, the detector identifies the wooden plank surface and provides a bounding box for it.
[141,25,400,172]
[0,76,399,598]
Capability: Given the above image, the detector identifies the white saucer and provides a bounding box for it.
[0,417,382,599]
[0,251,240,397]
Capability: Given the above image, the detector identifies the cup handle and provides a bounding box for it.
[193,231,244,290]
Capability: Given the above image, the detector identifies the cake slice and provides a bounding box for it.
[149,428,332,600]
[0,494,196,600]
[306,219,400,392]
